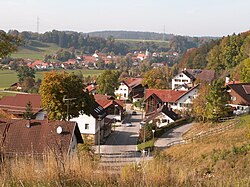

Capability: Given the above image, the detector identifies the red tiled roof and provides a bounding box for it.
[227,83,250,104]
[0,119,83,155]
[186,69,215,82]
[83,55,96,63]
[123,78,143,88]
[94,94,123,109]
[0,94,42,114]
[85,84,98,92]
[145,89,187,102]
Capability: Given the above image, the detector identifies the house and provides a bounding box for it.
[114,77,145,101]
[70,101,109,145]
[94,94,124,121]
[226,83,250,115]
[172,69,215,90]
[172,70,195,90]
[0,94,45,120]
[144,85,199,115]
[0,118,83,156]
[143,104,180,128]
[85,83,98,94]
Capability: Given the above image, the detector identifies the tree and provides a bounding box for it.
[0,31,21,58]
[240,58,250,83]
[205,80,230,122]
[39,71,93,120]
[16,66,35,83]
[192,84,210,122]
[142,67,168,89]
[23,101,34,119]
[97,70,120,95]
[22,77,35,92]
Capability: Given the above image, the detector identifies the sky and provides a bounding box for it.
[0,0,250,37]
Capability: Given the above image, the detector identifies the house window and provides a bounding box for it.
[231,96,236,101]
[179,74,183,77]
[162,119,167,123]
[179,103,184,107]
[124,93,127,97]
[85,123,89,130]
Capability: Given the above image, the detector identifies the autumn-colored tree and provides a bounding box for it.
[39,71,93,120]
[240,58,250,83]
[142,67,168,89]
[192,84,210,122]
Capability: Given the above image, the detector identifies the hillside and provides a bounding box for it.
[0,115,249,186]
[11,40,62,60]
[178,30,250,82]
[87,30,174,40]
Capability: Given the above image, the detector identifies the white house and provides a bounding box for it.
[172,70,194,90]
[70,102,107,145]
[114,82,130,100]
[144,85,199,115]
[144,104,179,128]
[172,69,215,90]
[226,83,250,115]
[170,85,199,111]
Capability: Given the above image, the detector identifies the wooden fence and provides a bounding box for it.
[165,117,240,148]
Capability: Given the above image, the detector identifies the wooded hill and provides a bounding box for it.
[6,30,214,56]
[177,31,250,82]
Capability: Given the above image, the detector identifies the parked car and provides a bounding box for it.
[132,111,137,115]
[125,123,132,127]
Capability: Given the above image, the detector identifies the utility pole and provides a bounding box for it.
[97,115,102,158]
[37,16,40,39]
[63,95,77,121]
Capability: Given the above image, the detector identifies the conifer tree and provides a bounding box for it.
[23,101,33,119]
[205,80,230,122]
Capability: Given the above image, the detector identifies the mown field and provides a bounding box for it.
[116,38,169,44]
[11,42,61,60]
[0,69,104,90]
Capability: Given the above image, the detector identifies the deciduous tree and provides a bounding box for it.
[16,66,35,83]
[97,70,120,95]
[0,31,21,58]
[39,71,93,120]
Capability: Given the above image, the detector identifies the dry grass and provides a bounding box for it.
[0,115,249,186]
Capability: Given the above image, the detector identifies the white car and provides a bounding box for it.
[125,123,132,127]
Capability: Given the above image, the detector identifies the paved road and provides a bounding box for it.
[100,110,142,154]
[154,122,194,149]
[98,108,144,168]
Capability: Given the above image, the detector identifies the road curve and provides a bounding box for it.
[154,122,194,149]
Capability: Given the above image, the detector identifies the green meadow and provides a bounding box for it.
[0,69,104,90]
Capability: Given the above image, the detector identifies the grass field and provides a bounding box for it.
[116,38,169,43]
[0,69,104,90]
[11,42,61,60]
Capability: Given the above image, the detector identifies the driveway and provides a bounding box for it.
[154,122,194,149]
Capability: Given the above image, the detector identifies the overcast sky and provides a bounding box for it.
[0,0,250,36]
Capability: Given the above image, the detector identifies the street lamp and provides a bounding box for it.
[113,104,118,132]
[152,129,155,141]
[140,121,146,158]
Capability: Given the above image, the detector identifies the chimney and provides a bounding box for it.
[225,76,230,84]
[26,119,31,128]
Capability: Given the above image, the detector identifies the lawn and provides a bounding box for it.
[0,69,104,90]
[116,38,169,44]
[11,42,61,60]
